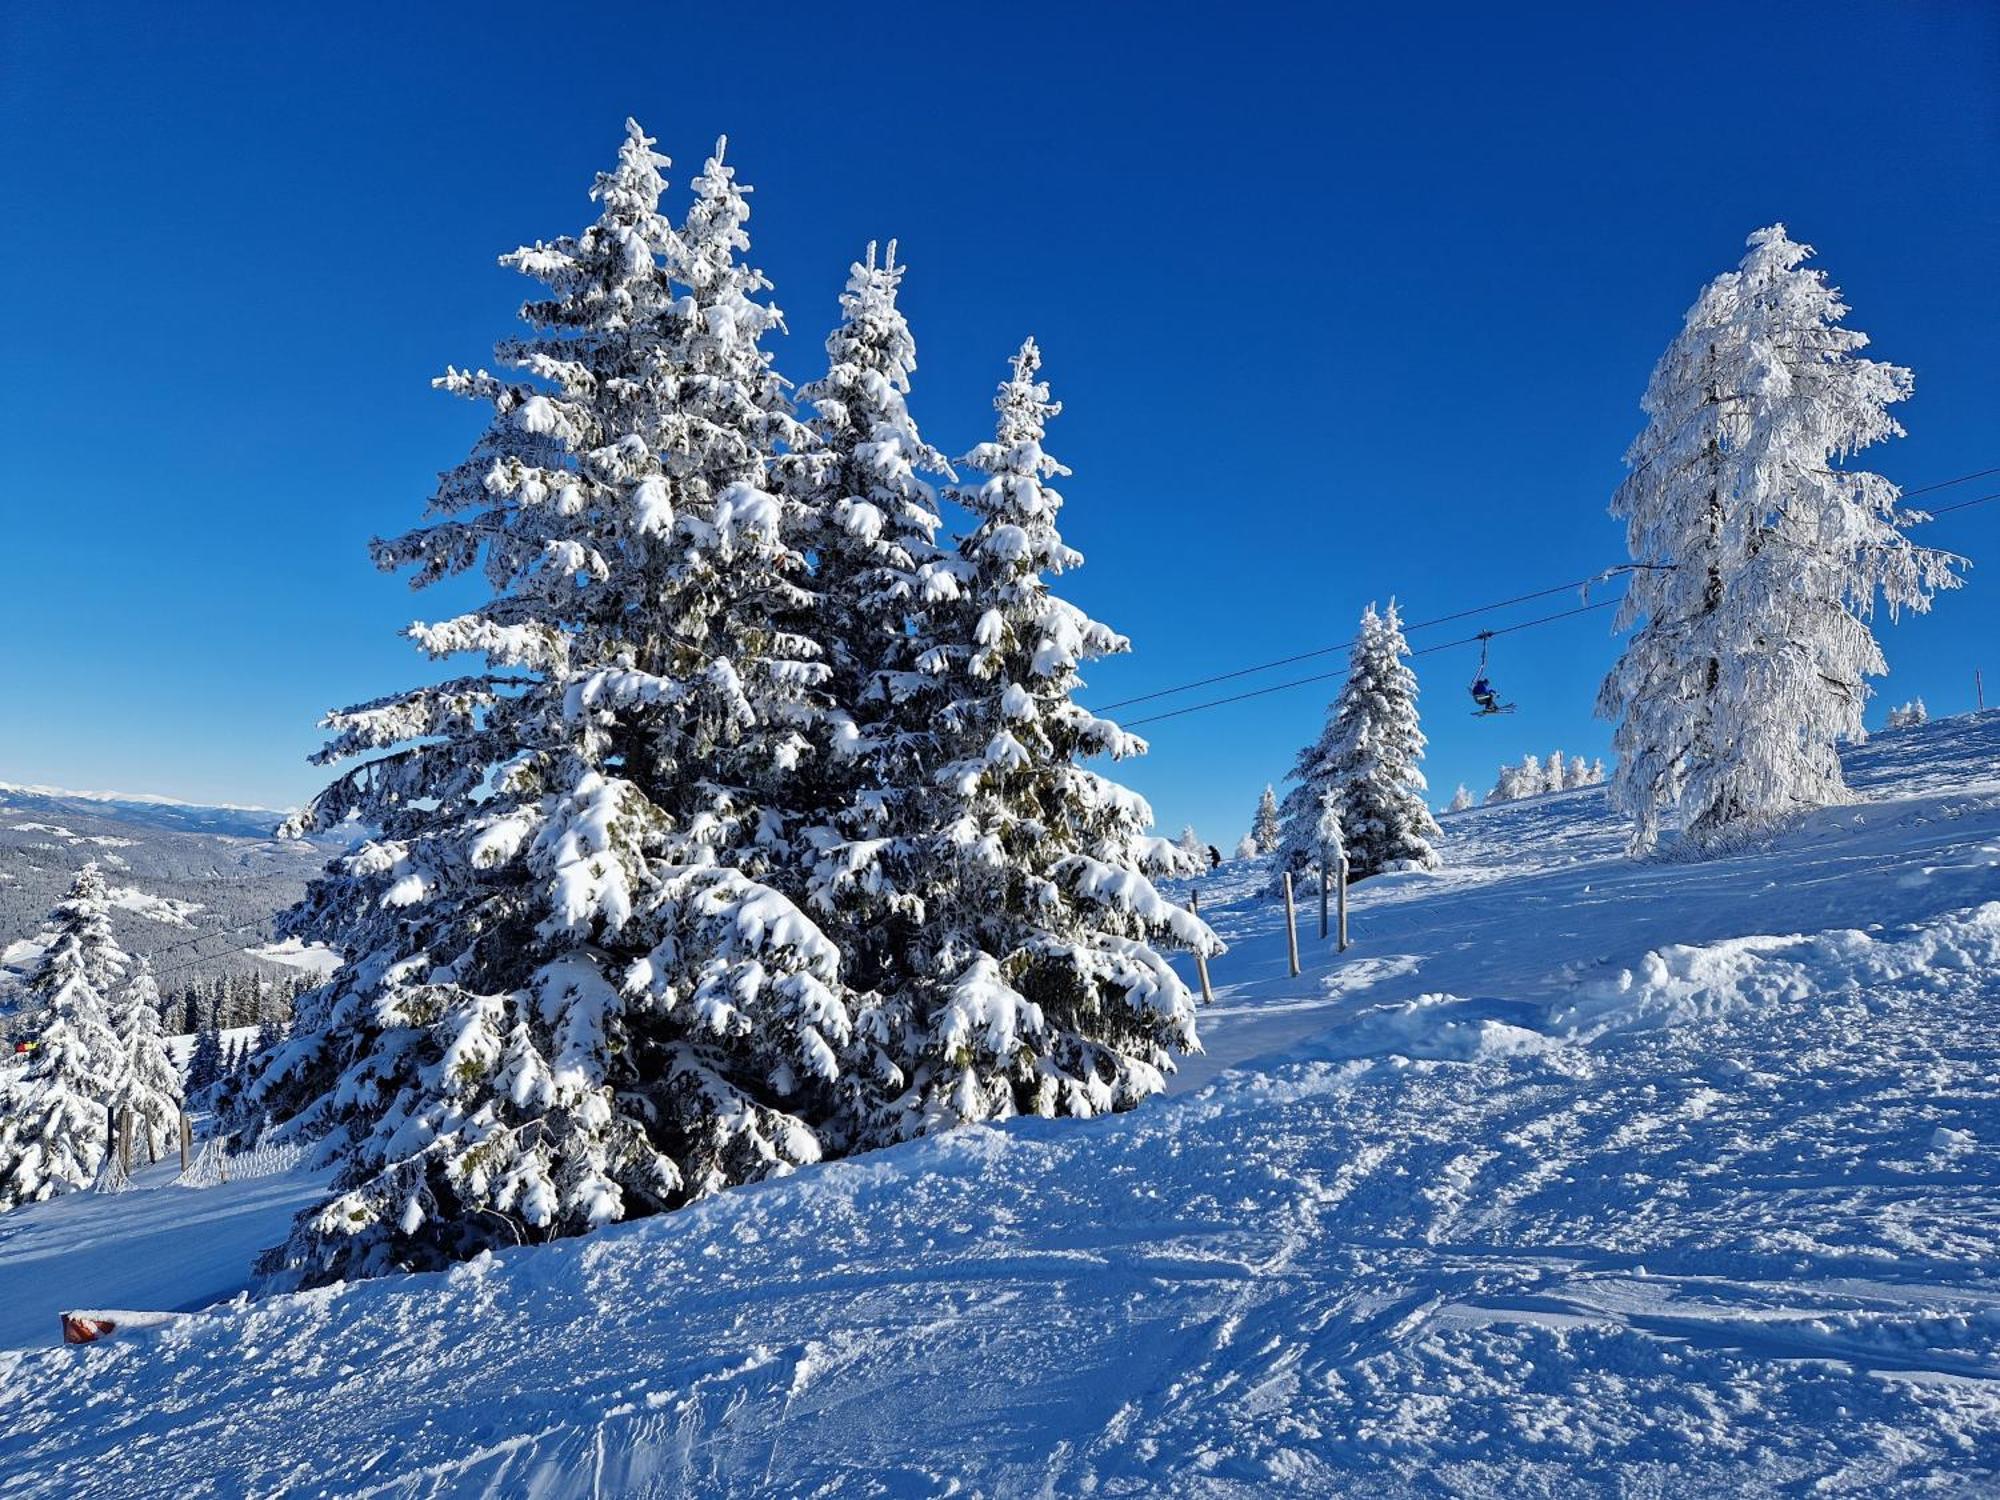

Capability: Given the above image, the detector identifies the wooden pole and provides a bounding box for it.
[1318,853,1330,940]
[1979,668,1987,712]
[1336,857,1350,953]
[179,1111,192,1174]
[1187,899,1213,1005]
[117,1108,133,1175]
[1282,872,1301,978]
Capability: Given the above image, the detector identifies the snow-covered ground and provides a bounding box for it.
[2,713,1998,1496]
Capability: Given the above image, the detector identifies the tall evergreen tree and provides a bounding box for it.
[1598,225,1959,853]
[1279,602,1441,882]
[1252,784,1282,854]
[0,866,128,1210]
[869,339,1218,1137]
[112,959,182,1163]
[246,123,859,1283]
[778,240,957,1126]
[1446,784,1475,814]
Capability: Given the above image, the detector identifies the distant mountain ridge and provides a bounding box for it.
[0,779,347,1000]
[0,780,291,841]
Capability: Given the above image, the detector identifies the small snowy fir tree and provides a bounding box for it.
[111,959,182,1164]
[186,1028,224,1095]
[1886,698,1928,730]
[1232,833,1258,861]
[1315,790,1347,874]
[0,865,128,1211]
[1252,784,1282,854]
[1446,784,1475,814]
[1544,750,1567,794]
[1176,825,1204,861]
[246,124,861,1283]
[870,339,1218,1137]
[1279,602,1442,882]
[1598,225,1960,853]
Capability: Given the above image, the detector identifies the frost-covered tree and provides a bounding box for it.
[1175,825,1204,862]
[111,959,182,1164]
[1544,751,1567,795]
[246,124,863,1284]
[1598,225,1960,853]
[1886,698,1928,730]
[1232,832,1258,860]
[0,866,128,1210]
[862,339,1218,1138]
[1252,784,1282,854]
[1279,602,1441,882]
[1446,784,1475,814]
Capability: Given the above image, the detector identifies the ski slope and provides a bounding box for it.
[2,713,1998,1496]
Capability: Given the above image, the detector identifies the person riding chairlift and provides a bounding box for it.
[1471,675,1502,714]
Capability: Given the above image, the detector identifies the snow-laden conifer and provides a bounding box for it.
[111,959,182,1163]
[1887,698,1928,730]
[0,865,128,1211]
[1232,833,1258,860]
[247,124,858,1283]
[1252,785,1282,854]
[1447,785,1475,814]
[874,339,1218,1136]
[778,241,957,1122]
[1279,602,1441,882]
[1598,225,1960,853]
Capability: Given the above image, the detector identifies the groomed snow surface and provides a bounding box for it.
[4,714,2000,1496]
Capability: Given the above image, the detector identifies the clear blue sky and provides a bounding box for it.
[1,2,1994,841]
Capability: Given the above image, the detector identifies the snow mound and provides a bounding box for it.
[1562,901,2000,1035]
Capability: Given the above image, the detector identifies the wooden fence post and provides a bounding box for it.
[1282,872,1301,978]
[117,1108,133,1175]
[1318,854,1330,940]
[179,1111,192,1175]
[1337,857,1350,953]
[1187,899,1214,1004]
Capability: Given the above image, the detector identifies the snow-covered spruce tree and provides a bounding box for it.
[1598,225,1960,854]
[1887,698,1927,730]
[775,241,958,1113]
[244,124,864,1283]
[0,865,128,1210]
[1446,784,1475,814]
[1176,825,1204,861]
[112,959,182,1163]
[1232,833,1258,860]
[1279,602,1441,883]
[1252,784,1282,854]
[866,339,1218,1137]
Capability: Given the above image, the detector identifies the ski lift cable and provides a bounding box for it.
[1095,570,1646,713]
[1094,464,1998,715]
[1122,596,1623,729]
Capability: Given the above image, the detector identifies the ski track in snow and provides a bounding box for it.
[2,715,2000,1495]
